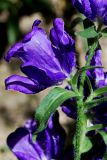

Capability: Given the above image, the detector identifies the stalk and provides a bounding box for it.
[74,34,99,160]
[74,99,87,160]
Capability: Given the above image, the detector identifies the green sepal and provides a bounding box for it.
[80,136,93,153]
[75,26,99,38]
[73,135,92,154]
[35,87,78,133]
[32,134,37,142]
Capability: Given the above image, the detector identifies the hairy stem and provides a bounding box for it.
[74,40,98,160]
[74,99,87,160]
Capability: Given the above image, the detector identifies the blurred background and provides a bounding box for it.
[0,0,107,159]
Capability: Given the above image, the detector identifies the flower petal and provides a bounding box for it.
[23,27,63,71]
[24,119,37,133]
[4,42,23,62]
[36,130,52,159]
[7,128,41,160]
[21,62,66,86]
[87,48,105,88]
[50,18,76,74]
[5,75,45,94]
[47,112,66,159]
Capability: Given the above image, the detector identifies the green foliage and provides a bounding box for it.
[86,97,107,110]
[87,124,103,132]
[35,87,78,133]
[98,130,107,145]
[92,86,107,98]
[85,76,93,93]
[75,26,99,38]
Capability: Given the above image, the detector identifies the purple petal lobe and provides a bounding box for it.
[21,62,66,86]
[5,75,45,94]
[32,19,41,29]
[24,119,37,133]
[87,48,105,88]
[7,128,41,160]
[4,42,23,62]
[50,18,76,74]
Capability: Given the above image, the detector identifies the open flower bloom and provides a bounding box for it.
[5,18,76,94]
[72,0,107,25]
[7,112,66,160]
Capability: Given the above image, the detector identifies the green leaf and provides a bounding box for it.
[85,96,107,109]
[80,136,93,153]
[75,26,99,38]
[87,124,103,132]
[81,66,103,72]
[98,130,107,145]
[69,66,101,92]
[85,76,93,94]
[69,70,80,92]
[86,86,107,103]
[35,87,78,133]
[101,27,107,37]
[93,86,107,98]
[98,131,107,160]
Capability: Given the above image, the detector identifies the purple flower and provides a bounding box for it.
[87,48,105,88]
[72,0,107,25]
[7,112,66,160]
[5,18,76,94]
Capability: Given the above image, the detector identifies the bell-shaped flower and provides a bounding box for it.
[5,18,76,94]
[7,112,66,160]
